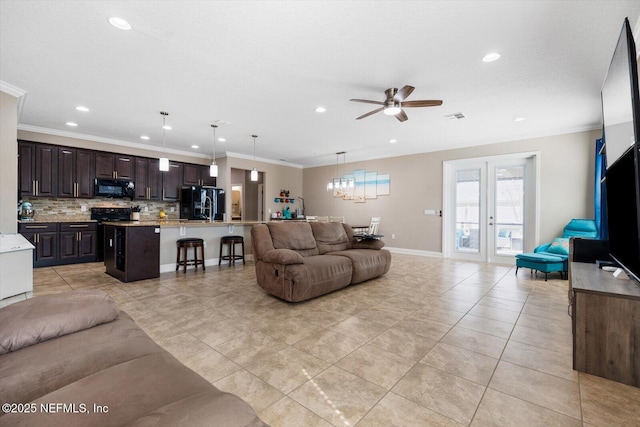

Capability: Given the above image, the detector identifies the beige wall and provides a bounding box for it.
[303,129,600,253]
[0,91,19,233]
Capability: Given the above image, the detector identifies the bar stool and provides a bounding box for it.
[219,235,245,266]
[176,238,205,273]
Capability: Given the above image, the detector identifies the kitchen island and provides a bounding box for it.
[109,220,260,273]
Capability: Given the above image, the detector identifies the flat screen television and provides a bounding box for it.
[602,18,640,282]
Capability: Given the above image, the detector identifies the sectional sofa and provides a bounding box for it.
[0,290,266,427]
[251,221,391,302]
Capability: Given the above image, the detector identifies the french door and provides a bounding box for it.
[443,153,538,263]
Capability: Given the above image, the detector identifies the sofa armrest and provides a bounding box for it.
[352,239,385,250]
[262,249,305,265]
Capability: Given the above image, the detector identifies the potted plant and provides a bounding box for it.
[131,205,141,221]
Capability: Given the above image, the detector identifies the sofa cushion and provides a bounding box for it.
[310,222,351,254]
[0,290,119,355]
[328,249,392,284]
[546,238,570,256]
[267,222,319,257]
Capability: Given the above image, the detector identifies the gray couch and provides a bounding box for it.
[0,290,266,427]
[251,222,391,302]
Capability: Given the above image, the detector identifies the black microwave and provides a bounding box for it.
[94,178,135,199]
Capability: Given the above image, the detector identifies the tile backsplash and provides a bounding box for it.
[20,197,180,221]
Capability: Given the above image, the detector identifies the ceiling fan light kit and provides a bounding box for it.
[350,85,442,122]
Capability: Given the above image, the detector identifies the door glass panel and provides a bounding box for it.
[455,169,480,253]
[494,165,524,255]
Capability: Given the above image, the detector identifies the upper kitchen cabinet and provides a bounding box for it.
[58,147,95,198]
[18,141,57,198]
[134,157,162,200]
[184,163,216,187]
[162,161,183,201]
[96,153,134,180]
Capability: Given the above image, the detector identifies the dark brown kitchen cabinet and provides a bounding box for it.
[18,141,57,197]
[96,153,134,180]
[18,223,59,267]
[58,147,95,198]
[162,161,183,201]
[184,163,216,186]
[135,157,163,200]
[58,223,97,261]
[104,224,159,282]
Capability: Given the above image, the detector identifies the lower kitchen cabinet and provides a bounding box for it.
[59,223,97,262]
[19,222,97,267]
[104,224,160,282]
[19,223,58,267]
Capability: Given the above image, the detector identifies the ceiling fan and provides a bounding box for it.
[350,85,443,122]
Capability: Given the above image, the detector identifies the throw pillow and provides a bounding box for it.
[547,237,570,255]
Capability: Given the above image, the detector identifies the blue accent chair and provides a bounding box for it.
[515,219,598,281]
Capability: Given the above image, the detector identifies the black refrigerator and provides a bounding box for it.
[180,186,226,220]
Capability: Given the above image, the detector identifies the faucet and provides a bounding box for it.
[205,196,213,222]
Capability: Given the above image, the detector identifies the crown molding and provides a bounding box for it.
[17,124,212,159]
[224,151,303,169]
[0,80,28,122]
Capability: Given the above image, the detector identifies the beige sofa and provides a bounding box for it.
[251,222,391,302]
[0,290,266,427]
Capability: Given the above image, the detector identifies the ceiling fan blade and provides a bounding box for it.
[395,110,408,122]
[350,98,385,105]
[401,100,443,108]
[356,107,384,120]
[394,85,415,102]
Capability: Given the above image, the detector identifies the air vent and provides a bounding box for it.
[445,112,466,120]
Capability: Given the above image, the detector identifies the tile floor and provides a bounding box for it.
[4,255,640,426]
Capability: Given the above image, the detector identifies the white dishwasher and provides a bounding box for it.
[0,234,35,300]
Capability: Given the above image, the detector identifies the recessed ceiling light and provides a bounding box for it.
[482,52,501,62]
[108,17,131,31]
[514,117,525,122]
[389,139,398,144]
[65,122,78,127]
[191,145,199,149]
[315,106,326,113]
[218,138,226,142]
[75,106,89,112]
[162,125,172,130]
[140,135,150,140]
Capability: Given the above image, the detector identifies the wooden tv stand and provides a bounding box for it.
[570,262,640,387]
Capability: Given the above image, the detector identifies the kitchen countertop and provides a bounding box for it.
[103,220,265,227]
[18,217,97,223]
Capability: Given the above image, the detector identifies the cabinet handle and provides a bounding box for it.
[35,233,39,243]
[35,180,39,196]
[163,189,165,199]
[32,180,36,195]
[567,303,572,318]
[25,225,49,229]
[69,224,89,228]
[147,187,150,200]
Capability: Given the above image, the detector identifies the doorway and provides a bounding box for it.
[231,185,242,221]
[443,153,538,263]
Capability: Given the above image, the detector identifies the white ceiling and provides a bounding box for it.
[1,1,639,168]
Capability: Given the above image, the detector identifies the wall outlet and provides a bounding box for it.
[424,209,435,215]
[144,206,148,212]
[170,207,175,212]
[391,234,396,239]
[81,205,87,212]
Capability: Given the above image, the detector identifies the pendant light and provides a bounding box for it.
[344,152,354,188]
[159,111,169,171]
[209,124,218,177]
[327,152,341,191]
[250,134,258,182]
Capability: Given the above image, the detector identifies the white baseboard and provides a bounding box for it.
[161,254,254,273]
[384,247,443,258]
